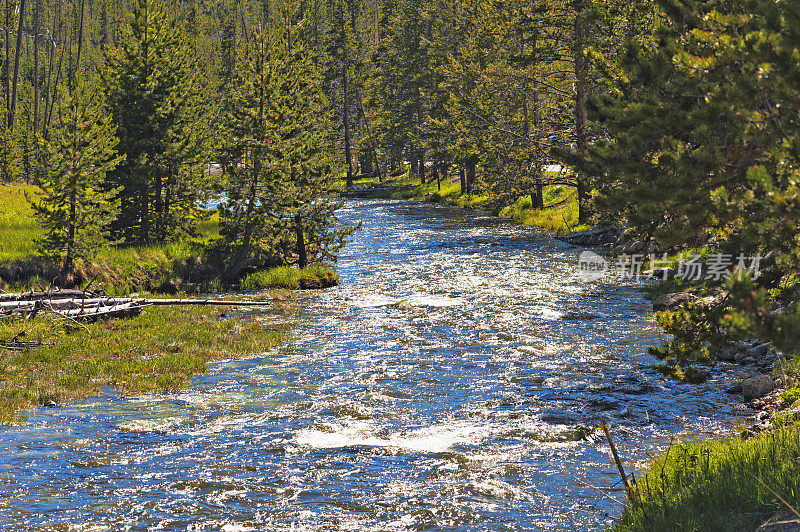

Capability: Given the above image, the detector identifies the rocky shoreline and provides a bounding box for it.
[652,291,796,437]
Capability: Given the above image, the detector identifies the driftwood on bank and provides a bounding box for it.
[0,290,275,322]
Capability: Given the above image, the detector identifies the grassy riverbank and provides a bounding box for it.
[0,182,338,424]
[353,172,589,234]
[615,425,800,530]
[0,183,338,293]
[616,284,800,529]
[0,305,290,423]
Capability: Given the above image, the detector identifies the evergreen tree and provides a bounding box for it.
[103,0,209,243]
[271,0,354,267]
[367,0,432,181]
[218,11,283,279]
[31,82,123,274]
[0,121,19,182]
[219,0,354,279]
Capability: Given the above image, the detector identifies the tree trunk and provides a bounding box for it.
[9,0,27,131]
[4,0,10,115]
[466,158,476,195]
[573,1,589,225]
[295,213,307,269]
[459,166,466,195]
[32,0,39,138]
[154,172,163,238]
[342,65,354,188]
[226,173,258,280]
[42,7,59,140]
[64,168,77,274]
[164,174,172,239]
[356,88,382,182]
[140,185,150,243]
[418,148,425,184]
[71,0,85,87]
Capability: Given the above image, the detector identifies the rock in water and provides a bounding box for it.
[741,374,775,402]
[715,348,737,362]
[653,292,697,311]
[747,344,769,359]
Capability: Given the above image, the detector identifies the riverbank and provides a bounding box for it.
[0,183,339,293]
[347,171,591,234]
[0,182,337,424]
[0,303,290,423]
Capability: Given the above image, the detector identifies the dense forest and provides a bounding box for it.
[2,0,800,528]
[0,0,658,274]
[1,0,799,354]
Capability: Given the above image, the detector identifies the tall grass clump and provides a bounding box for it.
[614,427,800,531]
[499,185,590,234]
[242,263,339,290]
[0,184,44,261]
[0,306,290,423]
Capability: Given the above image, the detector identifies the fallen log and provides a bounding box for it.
[0,297,119,312]
[133,298,274,306]
[0,289,95,302]
[56,303,144,321]
[0,296,276,321]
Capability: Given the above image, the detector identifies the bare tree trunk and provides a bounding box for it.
[418,148,425,184]
[573,1,589,224]
[295,214,307,268]
[459,166,465,195]
[32,0,39,138]
[71,0,85,87]
[342,64,354,188]
[9,0,27,131]
[42,5,58,140]
[154,172,163,238]
[44,38,66,139]
[4,0,10,115]
[466,157,476,195]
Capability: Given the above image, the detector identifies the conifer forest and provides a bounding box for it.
[1,0,800,530]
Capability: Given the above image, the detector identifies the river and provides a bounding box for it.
[0,199,747,531]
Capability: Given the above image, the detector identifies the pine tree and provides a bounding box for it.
[103,0,209,243]
[219,0,354,279]
[218,11,283,280]
[579,0,733,249]
[31,82,123,274]
[271,0,354,267]
[367,0,432,181]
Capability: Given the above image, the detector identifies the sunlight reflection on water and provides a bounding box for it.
[0,199,750,531]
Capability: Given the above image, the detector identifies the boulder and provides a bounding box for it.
[697,292,727,309]
[653,292,697,311]
[747,344,769,359]
[715,348,737,362]
[741,374,775,402]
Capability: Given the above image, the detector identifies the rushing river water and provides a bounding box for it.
[0,199,749,531]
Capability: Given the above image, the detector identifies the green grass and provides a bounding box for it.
[242,263,339,290]
[0,305,290,423]
[353,171,586,234]
[614,426,800,531]
[0,184,337,293]
[498,184,591,234]
[0,183,44,262]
